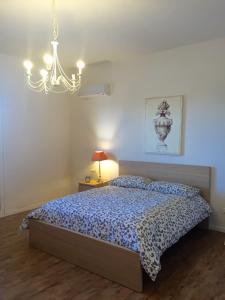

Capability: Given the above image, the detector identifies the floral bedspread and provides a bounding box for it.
[21,186,211,280]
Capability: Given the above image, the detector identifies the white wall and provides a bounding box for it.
[0,39,224,231]
[0,54,72,216]
[0,81,5,216]
[72,39,225,232]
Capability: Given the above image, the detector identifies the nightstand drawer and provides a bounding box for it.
[79,184,95,192]
[78,180,109,192]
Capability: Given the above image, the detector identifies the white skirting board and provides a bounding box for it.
[209,224,225,233]
[2,201,44,217]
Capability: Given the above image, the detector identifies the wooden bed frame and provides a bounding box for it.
[29,161,211,292]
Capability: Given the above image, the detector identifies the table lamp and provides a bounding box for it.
[92,151,108,182]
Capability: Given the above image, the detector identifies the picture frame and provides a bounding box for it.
[145,95,183,155]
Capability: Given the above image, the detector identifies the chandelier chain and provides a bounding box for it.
[52,0,58,41]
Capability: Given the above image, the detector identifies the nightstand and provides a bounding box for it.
[78,180,109,192]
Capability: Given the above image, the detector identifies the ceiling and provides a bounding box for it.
[1,0,225,66]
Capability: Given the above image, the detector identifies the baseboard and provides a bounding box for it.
[209,224,225,233]
[3,201,44,217]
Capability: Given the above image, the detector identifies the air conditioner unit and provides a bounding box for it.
[78,84,110,98]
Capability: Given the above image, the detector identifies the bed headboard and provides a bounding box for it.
[119,160,211,202]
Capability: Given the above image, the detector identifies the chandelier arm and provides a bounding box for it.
[60,75,74,88]
[52,89,70,94]
[64,77,81,91]
[61,80,75,92]
[46,74,75,93]
[45,84,52,94]
[49,63,56,85]
[46,83,69,93]
[55,51,82,87]
[56,54,75,82]
[27,77,44,86]
[26,80,46,92]
[48,46,73,87]
[27,86,45,93]
[45,79,67,94]
[59,71,80,91]
[74,79,81,88]
[58,79,79,93]
[29,83,45,91]
[26,77,46,90]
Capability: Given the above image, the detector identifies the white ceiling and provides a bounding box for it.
[1,0,225,66]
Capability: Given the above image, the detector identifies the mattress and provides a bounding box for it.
[21,185,211,280]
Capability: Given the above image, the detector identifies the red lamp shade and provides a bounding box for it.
[92,151,108,161]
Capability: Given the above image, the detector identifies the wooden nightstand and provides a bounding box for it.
[78,180,109,192]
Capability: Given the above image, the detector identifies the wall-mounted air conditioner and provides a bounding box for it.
[78,84,110,98]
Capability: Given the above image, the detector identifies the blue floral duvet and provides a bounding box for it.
[21,186,211,281]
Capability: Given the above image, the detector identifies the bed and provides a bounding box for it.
[22,161,211,292]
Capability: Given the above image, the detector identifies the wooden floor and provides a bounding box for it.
[0,213,225,300]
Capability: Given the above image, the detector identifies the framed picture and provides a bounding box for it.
[145,95,183,155]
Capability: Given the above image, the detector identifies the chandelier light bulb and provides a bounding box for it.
[76,60,85,74]
[40,69,48,79]
[23,60,33,71]
[43,54,53,66]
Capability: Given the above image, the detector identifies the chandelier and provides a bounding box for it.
[23,0,85,94]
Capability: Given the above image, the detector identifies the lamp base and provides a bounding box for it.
[97,177,102,183]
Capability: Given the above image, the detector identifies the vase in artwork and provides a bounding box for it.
[153,100,173,152]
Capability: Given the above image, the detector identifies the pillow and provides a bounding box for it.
[146,181,200,197]
[110,175,152,189]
